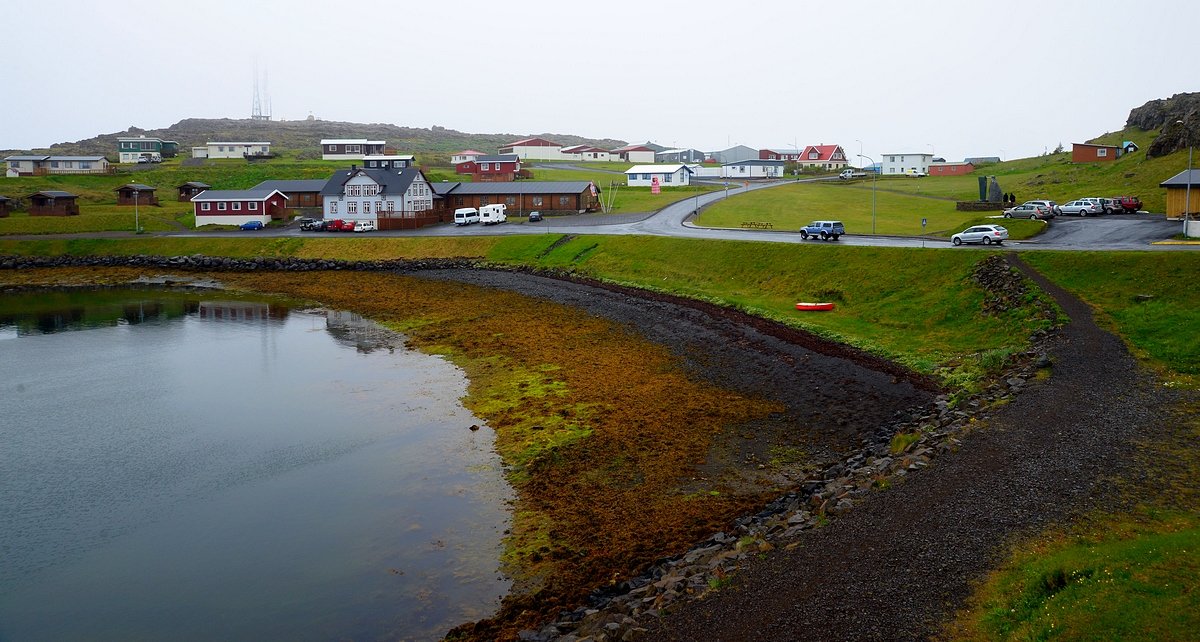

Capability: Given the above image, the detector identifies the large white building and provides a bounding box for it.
[720,159,784,179]
[624,164,693,187]
[498,137,563,160]
[319,167,434,223]
[880,153,933,175]
[192,142,273,159]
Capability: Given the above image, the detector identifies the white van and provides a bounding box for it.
[479,204,507,225]
[453,207,480,226]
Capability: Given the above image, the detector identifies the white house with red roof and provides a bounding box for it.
[610,144,656,164]
[798,144,849,170]
[451,149,485,164]
[498,137,563,160]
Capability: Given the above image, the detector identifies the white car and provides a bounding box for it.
[352,220,376,233]
[951,224,1008,246]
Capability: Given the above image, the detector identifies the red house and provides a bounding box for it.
[1071,143,1120,163]
[798,144,849,169]
[929,162,976,176]
[28,190,80,216]
[455,154,521,182]
[190,188,287,227]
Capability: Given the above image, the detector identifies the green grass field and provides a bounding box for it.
[529,166,722,213]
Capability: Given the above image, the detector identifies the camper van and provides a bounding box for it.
[479,204,507,225]
[453,207,480,226]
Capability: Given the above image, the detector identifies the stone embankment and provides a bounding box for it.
[0,254,478,273]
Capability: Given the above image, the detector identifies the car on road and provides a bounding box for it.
[800,220,845,240]
[951,224,1008,246]
[352,220,376,233]
[324,218,351,232]
[1059,200,1102,216]
[1022,199,1060,216]
[528,211,542,222]
[239,220,265,231]
[1112,195,1143,213]
[297,217,326,231]
[1003,203,1052,219]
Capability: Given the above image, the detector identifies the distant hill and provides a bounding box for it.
[3,118,629,164]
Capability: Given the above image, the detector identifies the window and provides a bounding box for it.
[217,202,227,210]
[481,163,490,171]
[559,196,569,206]
[739,166,746,173]
[387,200,395,211]
[376,201,383,212]
[505,196,516,206]
[9,161,16,168]
[348,202,357,214]
[533,196,543,207]
[219,146,226,152]
[889,156,895,163]
[1097,148,1108,157]
[232,202,241,211]
[201,203,211,211]
[248,202,258,210]
[642,174,651,180]
[330,201,338,214]
[809,152,819,160]
[80,162,91,169]
[664,173,672,182]
[50,161,59,168]
[364,201,371,213]
[347,145,361,153]
[327,144,335,151]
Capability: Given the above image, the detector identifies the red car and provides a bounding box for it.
[326,219,353,232]
[1111,196,1143,213]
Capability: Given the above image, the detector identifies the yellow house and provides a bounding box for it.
[1160,169,1199,220]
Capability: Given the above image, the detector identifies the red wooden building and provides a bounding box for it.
[115,183,158,206]
[433,180,599,215]
[190,188,287,227]
[929,162,976,176]
[1071,143,1120,163]
[455,154,521,182]
[28,190,80,216]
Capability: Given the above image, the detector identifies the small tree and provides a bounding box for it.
[784,160,799,175]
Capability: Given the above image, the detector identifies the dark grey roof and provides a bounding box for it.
[252,179,329,193]
[472,154,519,163]
[1160,169,1200,187]
[433,181,593,196]
[5,155,49,161]
[116,183,156,191]
[0,195,10,202]
[50,156,107,162]
[31,190,77,198]
[723,159,784,166]
[319,167,424,197]
[964,157,1001,164]
[190,188,286,201]
[179,181,211,189]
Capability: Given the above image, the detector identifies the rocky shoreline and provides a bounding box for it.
[0,253,478,273]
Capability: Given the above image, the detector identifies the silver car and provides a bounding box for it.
[951,224,1009,246]
[1022,200,1060,216]
[1059,200,1102,216]
[1003,203,1051,219]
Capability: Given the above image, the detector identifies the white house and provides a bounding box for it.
[321,139,386,160]
[624,164,693,187]
[319,167,434,223]
[561,145,612,162]
[498,137,563,160]
[720,159,785,179]
[451,149,485,164]
[880,153,933,175]
[611,144,657,164]
[4,155,111,176]
[193,142,273,159]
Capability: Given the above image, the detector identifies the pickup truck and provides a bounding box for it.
[800,220,845,240]
[839,169,868,180]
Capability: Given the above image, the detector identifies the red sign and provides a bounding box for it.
[651,176,660,194]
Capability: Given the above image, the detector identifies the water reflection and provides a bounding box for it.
[0,286,510,642]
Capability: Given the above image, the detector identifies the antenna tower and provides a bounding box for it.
[251,61,272,121]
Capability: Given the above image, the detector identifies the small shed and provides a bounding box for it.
[177,181,211,201]
[115,183,158,206]
[1160,169,1200,220]
[29,190,80,216]
[0,195,10,217]
[1071,143,1120,163]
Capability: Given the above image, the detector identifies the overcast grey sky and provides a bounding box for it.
[1,0,1193,161]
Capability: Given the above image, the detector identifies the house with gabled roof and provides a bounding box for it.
[759,148,804,161]
[321,139,387,160]
[610,144,657,164]
[177,181,211,201]
[28,191,80,216]
[433,181,600,215]
[452,150,485,164]
[561,145,612,162]
[319,166,436,228]
[624,164,693,187]
[251,179,328,209]
[191,188,288,226]
[456,154,521,182]
[721,159,785,179]
[498,137,563,160]
[5,155,112,176]
[798,144,849,170]
[115,183,158,206]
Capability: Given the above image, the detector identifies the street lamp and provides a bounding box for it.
[1178,119,1193,237]
[858,154,877,235]
[132,188,140,234]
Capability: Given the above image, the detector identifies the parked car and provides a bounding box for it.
[907,169,927,177]
[1098,198,1120,215]
[324,218,350,232]
[528,211,543,222]
[1022,200,1060,216]
[297,217,324,231]
[1003,203,1051,219]
[951,224,1008,246]
[1112,195,1143,213]
[800,220,845,240]
[1059,200,1102,216]
[352,220,376,233]
[239,220,265,231]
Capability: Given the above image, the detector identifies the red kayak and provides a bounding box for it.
[795,302,835,312]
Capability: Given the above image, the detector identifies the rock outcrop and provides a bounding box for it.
[1127,92,1200,158]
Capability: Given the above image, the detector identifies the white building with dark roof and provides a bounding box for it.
[321,139,387,160]
[319,167,434,222]
[624,164,693,187]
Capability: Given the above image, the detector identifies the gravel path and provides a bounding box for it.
[641,253,1174,641]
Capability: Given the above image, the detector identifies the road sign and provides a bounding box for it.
[922,218,927,228]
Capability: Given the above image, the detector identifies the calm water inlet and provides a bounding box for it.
[0,287,511,641]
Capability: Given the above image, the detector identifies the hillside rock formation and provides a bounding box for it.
[1128,92,1200,157]
[11,118,627,162]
